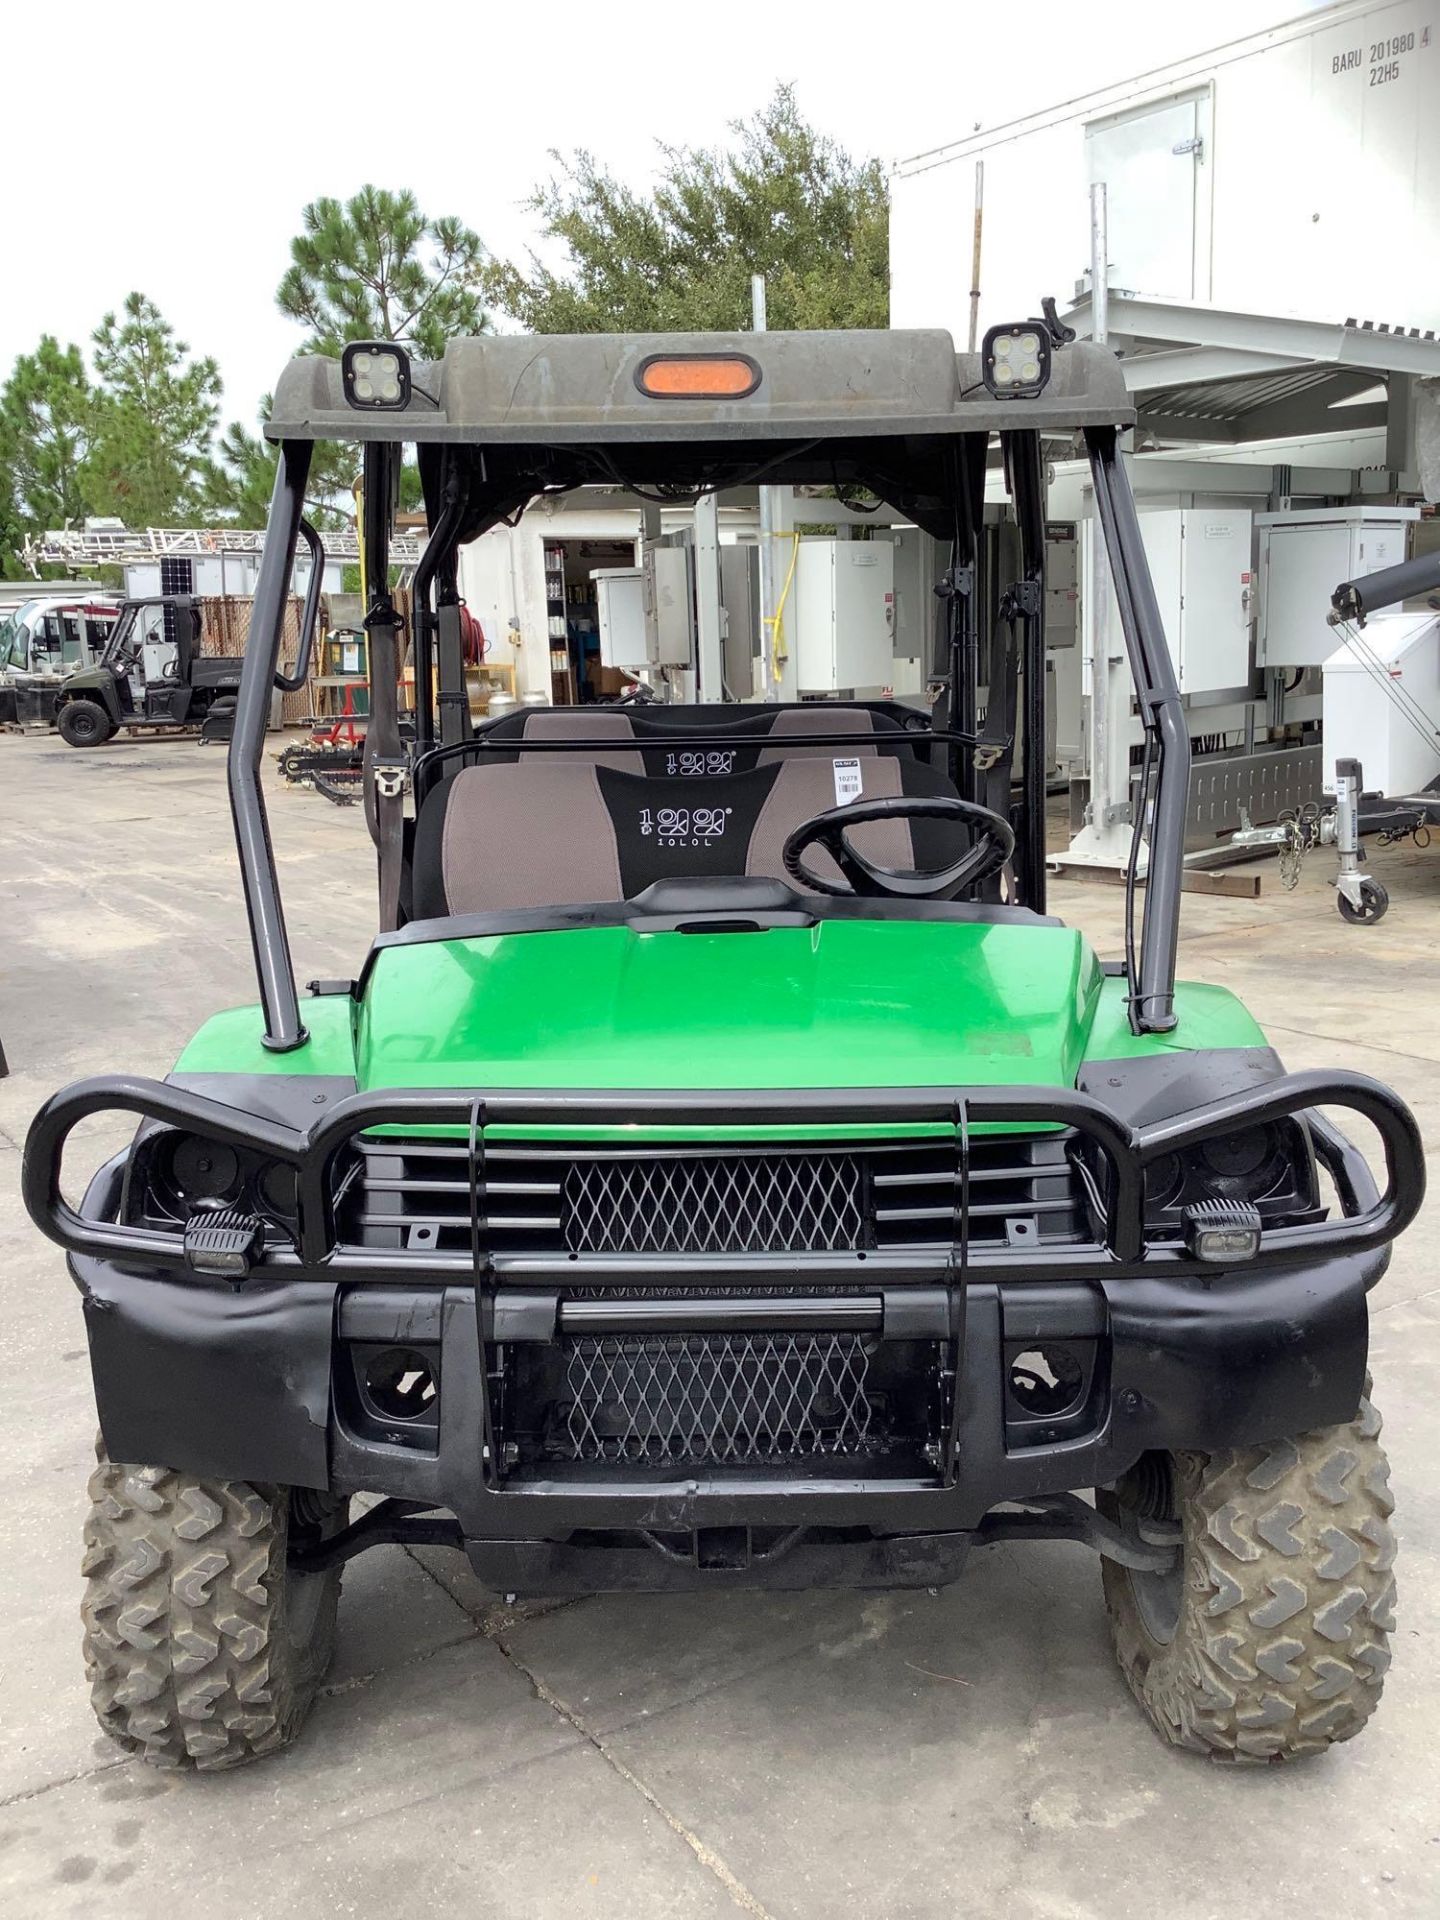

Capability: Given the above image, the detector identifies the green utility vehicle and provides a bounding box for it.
[25,321,1423,1771]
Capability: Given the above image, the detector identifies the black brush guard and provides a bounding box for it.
[27,1070,1423,1568]
[26,1070,1422,1286]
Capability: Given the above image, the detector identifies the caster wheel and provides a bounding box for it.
[1338,879,1388,925]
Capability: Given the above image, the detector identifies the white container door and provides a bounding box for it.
[1086,91,1208,300]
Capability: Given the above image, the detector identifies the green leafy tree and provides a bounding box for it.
[84,293,221,524]
[0,338,95,576]
[276,186,489,357]
[485,86,889,334]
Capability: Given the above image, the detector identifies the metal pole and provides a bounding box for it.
[693,488,724,700]
[1090,184,1109,345]
[967,161,985,354]
[753,273,779,702]
[1006,431,1048,913]
[412,457,467,750]
[227,441,312,1052]
[1086,427,1188,1033]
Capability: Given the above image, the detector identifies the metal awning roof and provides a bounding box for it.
[1060,293,1440,449]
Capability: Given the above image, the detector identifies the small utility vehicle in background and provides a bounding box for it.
[24,321,1423,1771]
[54,595,241,745]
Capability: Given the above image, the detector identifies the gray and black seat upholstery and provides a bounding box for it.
[411,752,968,918]
[480,702,922,780]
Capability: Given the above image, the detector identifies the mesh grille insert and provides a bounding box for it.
[554,1331,874,1464]
[562,1153,865,1255]
[344,1132,1093,1257]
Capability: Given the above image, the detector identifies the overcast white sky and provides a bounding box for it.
[6,0,1331,433]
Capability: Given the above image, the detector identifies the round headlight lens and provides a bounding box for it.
[1200,1128,1273,1182]
[164,1134,242,1205]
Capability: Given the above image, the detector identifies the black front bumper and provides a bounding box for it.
[30,1070,1422,1593]
[68,1205,1383,1518]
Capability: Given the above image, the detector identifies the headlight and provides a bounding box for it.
[1141,1120,1319,1246]
[160,1133,242,1207]
[1198,1127,1274,1186]
[129,1129,298,1247]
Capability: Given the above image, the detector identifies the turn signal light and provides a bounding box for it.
[635,355,761,399]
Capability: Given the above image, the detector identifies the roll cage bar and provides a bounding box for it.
[229,333,1187,1052]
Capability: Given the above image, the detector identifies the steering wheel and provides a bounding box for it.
[782,795,1015,900]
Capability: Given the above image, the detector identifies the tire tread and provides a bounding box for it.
[82,1442,340,1771]
[1103,1384,1395,1763]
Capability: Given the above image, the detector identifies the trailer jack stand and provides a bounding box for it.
[1222,759,1389,926]
[1332,759,1389,926]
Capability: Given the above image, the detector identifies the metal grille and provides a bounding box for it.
[344,1133,1093,1256]
[562,1153,864,1255]
[554,1331,874,1464]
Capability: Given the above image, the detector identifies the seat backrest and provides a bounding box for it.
[411,752,962,918]
[514,708,644,774]
[482,702,917,780]
[755,706,883,763]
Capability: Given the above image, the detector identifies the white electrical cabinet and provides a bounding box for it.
[1093,506,1252,695]
[793,540,895,695]
[593,568,647,670]
[1149,507,1253,694]
[643,545,695,668]
[1322,611,1440,796]
[1258,509,1420,668]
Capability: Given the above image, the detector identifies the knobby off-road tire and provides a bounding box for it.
[57,698,114,747]
[1101,1385,1395,1762]
[82,1445,345,1770]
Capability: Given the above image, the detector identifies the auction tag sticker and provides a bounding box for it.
[832,758,864,806]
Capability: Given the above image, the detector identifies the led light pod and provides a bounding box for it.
[982,323,1052,399]
[1182,1197,1262,1265]
[342,342,412,410]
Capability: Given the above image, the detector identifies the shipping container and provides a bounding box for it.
[892,1,1440,340]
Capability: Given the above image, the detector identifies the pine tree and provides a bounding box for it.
[0,337,94,575]
[276,186,489,358]
[84,293,221,524]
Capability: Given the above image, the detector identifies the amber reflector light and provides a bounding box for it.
[636,356,760,398]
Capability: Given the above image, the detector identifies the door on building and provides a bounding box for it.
[1085,89,1211,301]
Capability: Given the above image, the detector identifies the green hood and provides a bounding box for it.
[175,921,1267,1140]
[356,921,1104,1093]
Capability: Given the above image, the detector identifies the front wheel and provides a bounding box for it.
[57,698,115,747]
[82,1446,345,1769]
[1338,878,1389,925]
[1100,1384,1395,1762]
